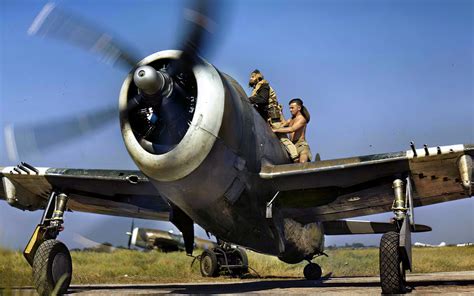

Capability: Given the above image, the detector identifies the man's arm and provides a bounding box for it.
[273,116,306,133]
[249,84,269,105]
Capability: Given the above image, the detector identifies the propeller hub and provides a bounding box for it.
[119,50,225,182]
[133,65,172,97]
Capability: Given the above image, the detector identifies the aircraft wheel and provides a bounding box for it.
[200,249,219,277]
[232,247,249,276]
[303,262,322,280]
[380,231,406,294]
[32,239,72,296]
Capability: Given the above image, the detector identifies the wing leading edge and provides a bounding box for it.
[0,165,170,220]
[261,144,473,223]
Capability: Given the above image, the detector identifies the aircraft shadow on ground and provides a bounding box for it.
[67,273,474,294]
[66,273,368,294]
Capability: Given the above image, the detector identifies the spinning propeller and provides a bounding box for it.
[5,0,222,161]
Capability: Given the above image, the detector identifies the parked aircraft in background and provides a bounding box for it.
[127,227,217,252]
[414,242,446,247]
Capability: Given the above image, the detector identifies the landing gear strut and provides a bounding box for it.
[380,178,414,294]
[24,191,72,296]
[199,241,249,277]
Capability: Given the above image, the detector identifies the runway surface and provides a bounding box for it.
[5,271,474,295]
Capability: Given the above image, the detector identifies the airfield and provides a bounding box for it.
[5,271,474,295]
[2,246,474,294]
[1,1,472,295]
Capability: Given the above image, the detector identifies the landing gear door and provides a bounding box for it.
[399,217,412,271]
[169,203,195,255]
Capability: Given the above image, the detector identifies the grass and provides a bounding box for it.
[1,246,473,287]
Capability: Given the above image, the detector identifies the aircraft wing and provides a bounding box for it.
[260,144,473,223]
[0,165,170,220]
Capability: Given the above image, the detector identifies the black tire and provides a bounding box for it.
[303,263,322,280]
[380,231,406,294]
[233,248,249,276]
[32,239,72,296]
[200,249,219,277]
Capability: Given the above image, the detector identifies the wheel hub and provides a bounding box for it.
[52,253,69,283]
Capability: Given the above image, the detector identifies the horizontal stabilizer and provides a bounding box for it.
[323,220,431,235]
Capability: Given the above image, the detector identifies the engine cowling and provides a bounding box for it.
[119,50,226,182]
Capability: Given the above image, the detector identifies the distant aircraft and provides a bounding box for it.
[0,1,472,295]
[456,243,474,247]
[127,227,217,252]
[414,242,447,247]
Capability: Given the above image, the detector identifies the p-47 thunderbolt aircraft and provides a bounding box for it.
[1,2,472,295]
[127,226,218,252]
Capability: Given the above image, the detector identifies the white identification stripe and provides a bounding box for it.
[406,144,464,159]
[2,166,50,175]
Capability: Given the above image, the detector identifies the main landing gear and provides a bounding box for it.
[199,242,249,278]
[379,178,415,294]
[23,191,72,296]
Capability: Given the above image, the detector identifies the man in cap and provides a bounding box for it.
[248,70,299,161]
[248,69,272,119]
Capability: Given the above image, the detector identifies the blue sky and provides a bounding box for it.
[0,0,472,250]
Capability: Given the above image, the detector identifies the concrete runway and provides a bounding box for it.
[5,271,474,295]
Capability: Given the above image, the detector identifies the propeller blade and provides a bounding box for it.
[28,3,140,70]
[180,0,218,58]
[5,105,116,161]
[168,0,223,75]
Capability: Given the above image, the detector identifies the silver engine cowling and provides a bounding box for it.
[119,50,226,182]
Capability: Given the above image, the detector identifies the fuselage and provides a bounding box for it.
[120,50,324,263]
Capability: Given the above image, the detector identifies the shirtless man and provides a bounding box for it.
[272,98,312,163]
